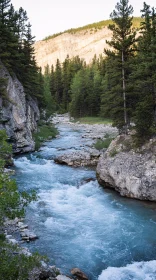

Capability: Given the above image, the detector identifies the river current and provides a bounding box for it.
[14,124,156,280]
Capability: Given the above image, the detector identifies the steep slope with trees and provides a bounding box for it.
[0,0,46,153]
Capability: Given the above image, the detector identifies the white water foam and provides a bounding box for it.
[98,260,156,280]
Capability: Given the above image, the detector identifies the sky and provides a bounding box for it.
[11,0,156,41]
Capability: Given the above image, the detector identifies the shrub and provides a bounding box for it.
[94,137,114,150]
[109,148,118,157]
[33,124,58,150]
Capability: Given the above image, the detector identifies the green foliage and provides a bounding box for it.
[131,2,156,143]
[101,0,137,134]
[49,55,84,113]
[0,129,12,165]
[94,137,114,150]
[0,130,37,225]
[0,129,42,278]
[33,123,58,150]
[74,117,112,125]
[0,69,7,100]
[0,241,43,280]
[69,64,103,118]
[109,148,118,157]
[134,96,155,145]
[0,0,43,100]
[42,65,57,117]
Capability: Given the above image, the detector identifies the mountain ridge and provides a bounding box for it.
[34,17,141,72]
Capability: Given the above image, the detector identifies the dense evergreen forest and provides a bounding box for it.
[0,0,44,101]
[43,1,156,143]
[0,0,155,143]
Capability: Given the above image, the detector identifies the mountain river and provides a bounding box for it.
[14,123,156,280]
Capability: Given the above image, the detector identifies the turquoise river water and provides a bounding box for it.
[14,124,156,280]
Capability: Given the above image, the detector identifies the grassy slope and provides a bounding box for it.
[75,116,112,125]
[43,17,142,41]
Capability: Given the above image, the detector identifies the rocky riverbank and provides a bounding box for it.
[4,216,89,280]
[3,217,61,280]
[96,134,156,201]
[51,114,118,167]
[52,115,156,202]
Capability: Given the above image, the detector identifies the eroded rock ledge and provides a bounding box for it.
[96,135,156,201]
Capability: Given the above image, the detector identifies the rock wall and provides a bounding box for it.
[96,135,156,201]
[0,62,40,154]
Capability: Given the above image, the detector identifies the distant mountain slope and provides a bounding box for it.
[34,18,141,71]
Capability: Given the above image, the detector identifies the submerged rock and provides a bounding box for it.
[20,229,39,241]
[96,135,156,201]
[71,268,88,280]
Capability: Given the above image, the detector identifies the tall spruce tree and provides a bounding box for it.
[54,58,63,106]
[132,2,156,142]
[102,0,136,133]
[0,0,12,68]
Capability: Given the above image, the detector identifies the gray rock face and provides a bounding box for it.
[0,62,40,153]
[54,149,101,167]
[96,135,156,201]
[34,27,113,71]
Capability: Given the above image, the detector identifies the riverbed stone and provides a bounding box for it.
[20,229,39,241]
[71,268,88,280]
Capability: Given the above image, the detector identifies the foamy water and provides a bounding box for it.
[98,260,156,280]
[14,124,156,279]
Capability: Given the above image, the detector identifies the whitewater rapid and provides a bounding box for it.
[14,124,156,280]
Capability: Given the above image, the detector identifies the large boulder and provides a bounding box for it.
[54,149,100,167]
[0,61,40,153]
[96,135,156,201]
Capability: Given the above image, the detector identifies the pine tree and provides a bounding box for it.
[54,58,63,107]
[132,2,156,142]
[21,22,41,98]
[102,0,136,133]
[0,0,12,68]
[43,64,56,117]
[62,55,71,111]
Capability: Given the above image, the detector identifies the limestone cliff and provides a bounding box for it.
[34,27,112,70]
[0,62,40,154]
[34,17,141,71]
[96,135,156,201]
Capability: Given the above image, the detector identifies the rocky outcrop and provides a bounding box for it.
[96,135,156,201]
[54,149,101,167]
[34,27,112,71]
[0,62,40,154]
